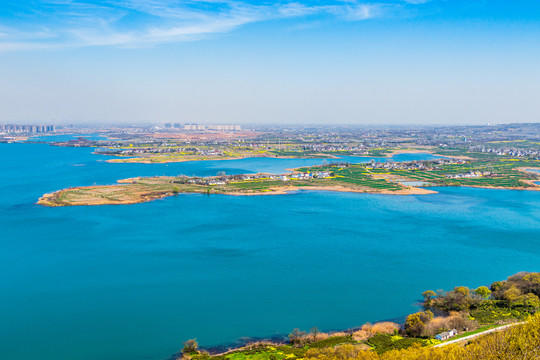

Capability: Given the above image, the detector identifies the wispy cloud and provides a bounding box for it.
[0,0,430,51]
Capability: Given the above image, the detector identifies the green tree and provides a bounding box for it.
[289,328,307,347]
[475,286,492,299]
[491,281,504,292]
[422,290,437,306]
[404,311,433,337]
[182,339,198,354]
[454,286,470,297]
[522,293,540,309]
[523,273,540,296]
[503,286,522,304]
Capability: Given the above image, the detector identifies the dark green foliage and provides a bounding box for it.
[429,286,482,312]
[308,335,355,349]
[470,301,533,324]
[275,346,307,357]
[491,272,540,301]
[367,334,425,354]
[191,353,213,360]
[426,273,540,326]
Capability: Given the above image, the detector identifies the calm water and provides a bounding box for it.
[1,143,540,360]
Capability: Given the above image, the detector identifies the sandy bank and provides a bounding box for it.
[105,156,248,164]
[516,167,540,175]
[235,185,438,196]
[104,153,338,164]
[37,184,174,207]
[37,182,437,207]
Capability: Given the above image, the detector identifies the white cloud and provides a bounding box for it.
[0,0,429,51]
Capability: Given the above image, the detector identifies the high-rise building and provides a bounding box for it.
[183,124,241,131]
[0,124,56,134]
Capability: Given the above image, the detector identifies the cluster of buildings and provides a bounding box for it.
[302,144,368,153]
[367,159,467,171]
[176,170,333,186]
[445,171,492,179]
[97,147,180,156]
[288,171,332,180]
[181,173,272,186]
[469,145,540,159]
[97,146,224,157]
[1,124,55,134]
[162,123,242,131]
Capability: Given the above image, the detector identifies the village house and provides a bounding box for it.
[435,329,458,341]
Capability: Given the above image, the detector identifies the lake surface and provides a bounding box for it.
[1,143,540,360]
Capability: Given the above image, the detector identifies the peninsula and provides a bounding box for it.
[38,157,540,207]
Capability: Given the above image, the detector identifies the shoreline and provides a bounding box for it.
[38,180,540,207]
[224,185,437,196]
[516,167,540,175]
[104,154,339,164]
[37,183,437,207]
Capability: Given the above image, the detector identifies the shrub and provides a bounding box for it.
[182,339,199,354]
[404,311,433,337]
[368,334,425,354]
[309,335,355,349]
[288,328,307,347]
[372,322,400,335]
[352,322,399,341]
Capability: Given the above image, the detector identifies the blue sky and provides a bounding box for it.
[1,1,539,125]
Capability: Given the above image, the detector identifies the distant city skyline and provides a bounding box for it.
[1,0,539,125]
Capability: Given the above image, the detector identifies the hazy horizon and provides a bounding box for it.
[1,1,540,125]
[4,121,538,128]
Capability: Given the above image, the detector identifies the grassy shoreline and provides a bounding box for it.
[175,272,540,360]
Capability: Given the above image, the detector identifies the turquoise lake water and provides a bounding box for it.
[1,143,540,360]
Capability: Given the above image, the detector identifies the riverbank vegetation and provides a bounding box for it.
[177,272,540,360]
[423,272,540,324]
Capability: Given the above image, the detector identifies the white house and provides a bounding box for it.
[435,329,458,341]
